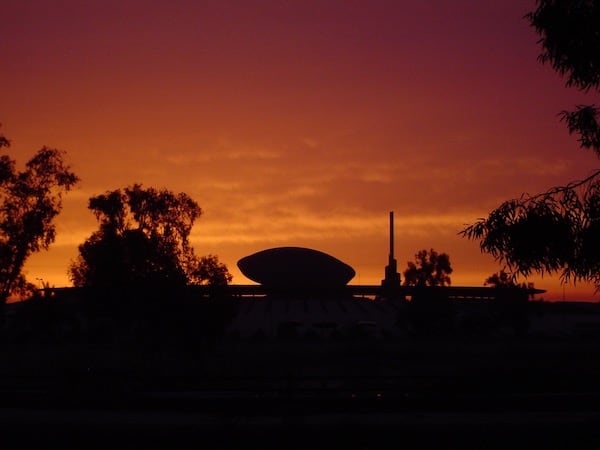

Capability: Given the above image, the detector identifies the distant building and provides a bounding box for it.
[226,212,546,339]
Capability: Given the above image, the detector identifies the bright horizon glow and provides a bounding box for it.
[23,209,598,303]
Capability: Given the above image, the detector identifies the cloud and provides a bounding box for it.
[190,209,475,246]
[301,137,319,148]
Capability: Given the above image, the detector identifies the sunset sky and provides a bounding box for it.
[2,0,600,301]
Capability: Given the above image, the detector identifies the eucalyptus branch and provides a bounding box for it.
[485,169,600,214]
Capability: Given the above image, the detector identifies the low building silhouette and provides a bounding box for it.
[226,212,545,338]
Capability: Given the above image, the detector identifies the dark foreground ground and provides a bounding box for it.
[1,405,599,449]
[2,336,600,449]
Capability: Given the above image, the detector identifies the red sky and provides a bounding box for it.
[2,0,599,301]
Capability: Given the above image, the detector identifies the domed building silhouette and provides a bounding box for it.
[228,239,402,338]
[237,246,356,290]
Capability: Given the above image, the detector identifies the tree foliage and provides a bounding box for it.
[403,249,453,287]
[192,254,233,286]
[484,270,518,288]
[527,0,600,93]
[462,0,600,288]
[69,184,231,288]
[528,0,600,155]
[0,127,79,302]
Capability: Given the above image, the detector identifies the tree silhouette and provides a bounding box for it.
[484,270,517,288]
[0,127,79,303]
[403,249,452,287]
[69,184,231,288]
[462,0,600,288]
[192,254,233,286]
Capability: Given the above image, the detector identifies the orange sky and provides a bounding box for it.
[2,0,599,301]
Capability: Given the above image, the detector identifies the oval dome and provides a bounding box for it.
[237,247,355,288]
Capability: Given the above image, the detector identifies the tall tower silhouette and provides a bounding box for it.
[382,211,401,290]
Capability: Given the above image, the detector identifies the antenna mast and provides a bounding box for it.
[389,211,394,261]
[382,211,401,292]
